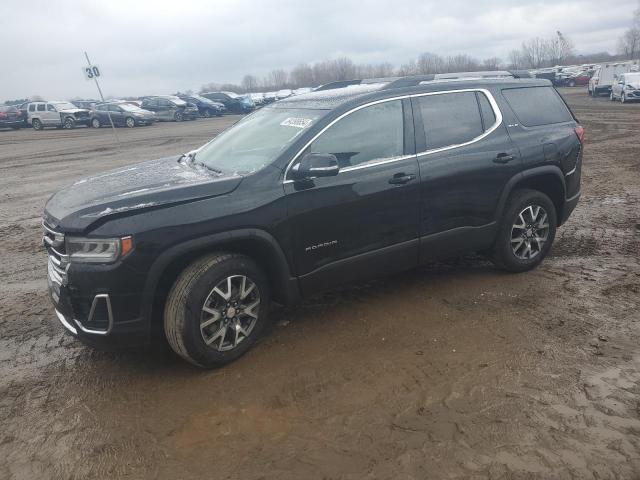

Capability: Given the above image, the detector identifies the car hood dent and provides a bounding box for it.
[45,156,243,231]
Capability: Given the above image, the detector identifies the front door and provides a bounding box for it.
[412,90,521,260]
[284,98,421,294]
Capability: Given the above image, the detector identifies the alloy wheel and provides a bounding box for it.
[92,118,100,128]
[510,205,550,260]
[200,275,260,352]
[126,117,135,128]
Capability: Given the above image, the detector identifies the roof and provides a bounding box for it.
[273,76,549,110]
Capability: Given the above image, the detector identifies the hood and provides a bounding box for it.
[59,108,89,115]
[626,81,640,89]
[45,156,243,231]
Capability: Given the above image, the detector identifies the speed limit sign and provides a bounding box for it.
[83,65,101,80]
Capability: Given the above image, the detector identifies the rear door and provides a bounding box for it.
[412,89,521,260]
[284,98,420,294]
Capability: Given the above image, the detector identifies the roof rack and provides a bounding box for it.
[313,70,533,93]
[383,70,530,89]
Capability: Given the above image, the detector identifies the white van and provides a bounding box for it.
[589,61,640,96]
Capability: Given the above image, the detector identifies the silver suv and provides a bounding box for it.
[27,101,91,130]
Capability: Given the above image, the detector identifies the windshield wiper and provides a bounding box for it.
[193,160,222,175]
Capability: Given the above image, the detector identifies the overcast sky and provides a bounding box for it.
[1,0,636,101]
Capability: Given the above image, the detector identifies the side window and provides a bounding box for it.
[476,92,496,131]
[37,104,45,112]
[47,105,56,112]
[159,99,171,107]
[29,104,35,112]
[306,100,404,169]
[417,92,483,150]
[502,87,573,127]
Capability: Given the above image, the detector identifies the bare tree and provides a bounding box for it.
[290,63,314,87]
[266,69,288,88]
[482,57,503,70]
[416,52,444,74]
[241,74,259,92]
[618,2,640,59]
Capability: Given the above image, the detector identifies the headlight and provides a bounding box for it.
[65,236,133,263]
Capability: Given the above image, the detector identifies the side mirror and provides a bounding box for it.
[292,153,339,180]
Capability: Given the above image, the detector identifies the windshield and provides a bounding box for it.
[194,107,325,174]
[223,91,239,98]
[120,104,145,112]
[52,102,78,111]
[190,94,212,103]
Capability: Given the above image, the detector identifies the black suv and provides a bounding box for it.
[43,74,582,367]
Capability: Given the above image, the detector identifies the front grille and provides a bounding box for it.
[43,222,68,285]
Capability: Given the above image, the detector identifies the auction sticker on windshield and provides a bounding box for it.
[280,117,313,129]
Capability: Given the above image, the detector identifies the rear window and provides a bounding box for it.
[416,92,484,150]
[502,87,572,127]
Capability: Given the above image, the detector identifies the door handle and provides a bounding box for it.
[389,173,417,185]
[493,153,515,164]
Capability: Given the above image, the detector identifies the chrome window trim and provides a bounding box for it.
[283,88,502,183]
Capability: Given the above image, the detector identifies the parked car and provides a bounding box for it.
[610,72,640,103]
[263,91,278,104]
[589,61,640,96]
[201,91,254,113]
[139,95,198,121]
[27,101,91,130]
[0,105,24,130]
[292,87,313,95]
[249,92,265,106]
[177,94,225,117]
[276,89,293,99]
[43,74,583,368]
[90,102,156,128]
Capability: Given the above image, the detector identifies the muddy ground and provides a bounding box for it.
[0,89,639,479]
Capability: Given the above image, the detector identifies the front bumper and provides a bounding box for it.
[44,222,151,349]
[623,88,640,99]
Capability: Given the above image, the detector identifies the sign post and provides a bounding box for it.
[83,52,119,146]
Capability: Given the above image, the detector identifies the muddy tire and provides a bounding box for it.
[164,253,270,368]
[31,118,43,130]
[491,189,557,273]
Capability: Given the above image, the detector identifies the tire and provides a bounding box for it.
[203,109,211,118]
[621,93,626,104]
[174,111,183,122]
[91,118,101,128]
[31,118,43,130]
[164,253,270,368]
[63,117,75,129]
[491,189,557,273]
[125,117,135,128]
[610,91,615,101]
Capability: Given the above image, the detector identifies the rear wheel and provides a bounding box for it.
[164,253,270,368]
[491,189,557,273]
[31,118,43,130]
[174,111,183,122]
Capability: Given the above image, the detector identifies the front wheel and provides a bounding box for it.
[202,109,211,118]
[31,118,43,130]
[125,117,135,128]
[491,189,557,273]
[621,93,626,104]
[63,117,75,129]
[164,253,270,368]
[610,91,615,101]
[174,111,183,122]
[91,118,101,128]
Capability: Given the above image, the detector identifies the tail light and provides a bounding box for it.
[574,126,585,145]
[0,112,6,119]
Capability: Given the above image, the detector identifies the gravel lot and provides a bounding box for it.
[1,90,639,479]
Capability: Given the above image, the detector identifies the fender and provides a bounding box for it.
[494,165,566,222]
[140,228,301,322]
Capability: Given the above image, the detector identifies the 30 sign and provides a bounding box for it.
[83,65,101,80]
